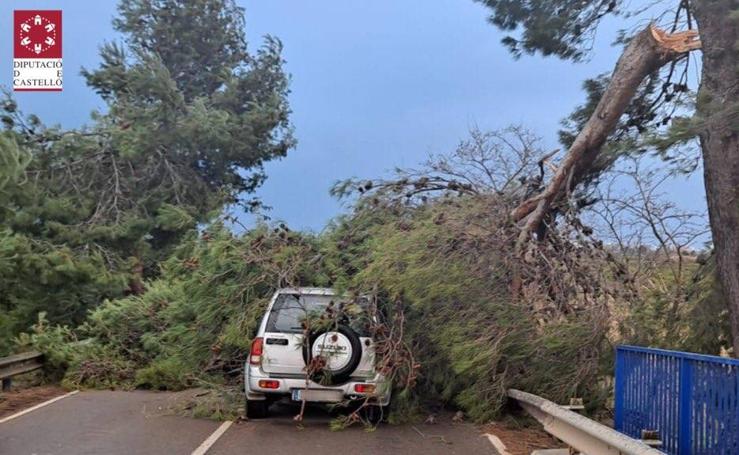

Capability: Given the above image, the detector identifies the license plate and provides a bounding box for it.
[291,388,343,402]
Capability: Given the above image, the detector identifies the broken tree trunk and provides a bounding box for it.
[692,0,739,354]
[512,24,700,247]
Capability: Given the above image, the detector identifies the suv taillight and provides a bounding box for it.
[354,383,375,394]
[249,337,264,365]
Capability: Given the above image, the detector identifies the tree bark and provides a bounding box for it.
[512,25,700,247]
[692,0,739,354]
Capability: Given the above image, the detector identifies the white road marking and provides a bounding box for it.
[191,420,233,455]
[0,390,79,424]
[485,433,512,455]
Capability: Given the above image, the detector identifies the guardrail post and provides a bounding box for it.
[2,377,11,391]
[678,357,692,454]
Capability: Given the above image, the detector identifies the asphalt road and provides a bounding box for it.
[0,391,496,454]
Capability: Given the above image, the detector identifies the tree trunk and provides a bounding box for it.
[512,25,700,247]
[693,0,739,354]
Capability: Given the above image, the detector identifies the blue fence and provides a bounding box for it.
[615,345,739,454]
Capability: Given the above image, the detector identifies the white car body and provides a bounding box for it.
[245,287,391,409]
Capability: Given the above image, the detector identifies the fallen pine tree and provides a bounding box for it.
[16,127,628,422]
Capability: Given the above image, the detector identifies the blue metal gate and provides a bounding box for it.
[615,345,739,454]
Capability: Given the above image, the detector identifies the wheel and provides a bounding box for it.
[302,324,363,385]
[246,399,269,419]
[361,404,388,425]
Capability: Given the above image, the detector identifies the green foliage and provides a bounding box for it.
[621,253,732,355]
[477,0,706,213]
[0,0,294,346]
[558,73,701,184]
[155,204,196,232]
[683,255,733,354]
[15,313,78,380]
[44,224,328,390]
[83,0,294,197]
[9,115,631,423]
[0,132,29,201]
[474,0,623,60]
[337,198,613,420]
[113,0,250,101]
[0,228,129,355]
[15,313,138,388]
[135,357,192,390]
[18,192,616,423]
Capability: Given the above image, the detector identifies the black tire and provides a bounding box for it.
[246,399,269,419]
[302,324,362,385]
[361,404,387,425]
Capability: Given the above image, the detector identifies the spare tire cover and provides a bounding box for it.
[303,325,362,385]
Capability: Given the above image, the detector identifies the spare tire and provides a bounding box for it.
[302,324,362,385]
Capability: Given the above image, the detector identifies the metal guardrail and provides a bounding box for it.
[0,351,44,391]
[508,389,664,455]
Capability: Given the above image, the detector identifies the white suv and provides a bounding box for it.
[245,287,391,420]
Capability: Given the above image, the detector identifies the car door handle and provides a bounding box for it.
[265,338,289,345]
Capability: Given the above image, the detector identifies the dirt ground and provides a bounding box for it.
[485,421,564,454]
[0,385,68,418]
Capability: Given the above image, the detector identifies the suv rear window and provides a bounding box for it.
[266,294,371,336]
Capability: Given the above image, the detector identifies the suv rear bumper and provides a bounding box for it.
[245,364,391,406]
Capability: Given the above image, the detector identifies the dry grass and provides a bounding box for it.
[0,385,68,418]
[485,421,564,455]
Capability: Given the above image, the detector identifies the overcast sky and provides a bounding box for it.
[1,0,707,232]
